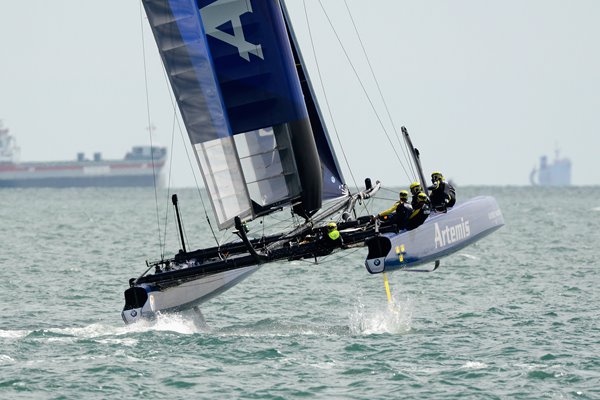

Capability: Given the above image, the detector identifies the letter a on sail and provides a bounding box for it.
[200,0,264,61]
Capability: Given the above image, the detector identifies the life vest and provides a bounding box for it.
[328,230,340,240]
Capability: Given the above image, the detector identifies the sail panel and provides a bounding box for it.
[195,138,252,226]
[198,0,308,134]
[234,127,301,209]
[145,0,231,144]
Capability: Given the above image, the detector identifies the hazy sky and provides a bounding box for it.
[0,1,598,187]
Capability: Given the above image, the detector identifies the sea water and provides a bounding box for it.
[0,186,598,399]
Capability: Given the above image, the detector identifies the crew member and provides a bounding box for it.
[322,222,343,248]
[428,171,456,212]
[407,192,431,230]
[409,182,424,209]
[375,190,413,232]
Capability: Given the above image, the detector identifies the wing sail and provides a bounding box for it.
[143,0,325,228]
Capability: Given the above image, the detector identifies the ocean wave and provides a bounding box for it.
[0,329,28,339]
[461,361,488,369]
[0,354,15,365]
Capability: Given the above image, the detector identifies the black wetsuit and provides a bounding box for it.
[407,201,430,230]
[411,195,420,209]
[394,202,413,231]
[428,181,456,211]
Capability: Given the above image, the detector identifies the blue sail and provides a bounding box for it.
[197,0,307,134]
[143,0,346,227]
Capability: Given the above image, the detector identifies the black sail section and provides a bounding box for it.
[280,3,347,202]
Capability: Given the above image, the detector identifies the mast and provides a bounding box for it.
[402,126,429,197]
[172,194,187,254]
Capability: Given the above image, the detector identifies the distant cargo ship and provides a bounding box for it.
[529,150,571,186]
[0,121,167,188]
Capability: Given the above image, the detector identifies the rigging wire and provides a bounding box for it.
[302,0,359,191]
[318,246,363,263]
[160,111,178,257]
[344,0,416,179]
[379,185,402,194]
[218,229,240,250]
[402,132,421,183]
[373,195,401,202]
[357,188,375,217]
[257,218,298,239]
[316,0,413,183]
[396,130,418,182]
[301,2,377,218]
[402,137,418,183]
[343,0,417,181]
[139,3,163,256]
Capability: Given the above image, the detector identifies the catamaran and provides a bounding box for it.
[122,0,503,324]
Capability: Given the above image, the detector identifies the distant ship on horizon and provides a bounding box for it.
[530,149,571,186]
[0,121,167,188]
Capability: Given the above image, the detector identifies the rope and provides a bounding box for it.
[379,186,401,194]
[396,129,418,181]
[160,111,177,258]
[139,3,163,256]
[400,130,419,182]
[302,0,359,191]
[316,0,413,183]
[343,0,416,181]
[358,195,374,217]
[374,195,401,202]
[318,246,363,263]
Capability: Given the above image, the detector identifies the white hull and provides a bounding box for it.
[122,265,260,324]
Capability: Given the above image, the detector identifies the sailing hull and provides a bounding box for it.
[365,196,504,273]
[121,265,260,324]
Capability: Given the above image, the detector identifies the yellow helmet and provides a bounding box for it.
[417,192,428,201]
[399,190,409,199]
[431,171,443,182]
[327,222,337,230]
[410,182,421,194]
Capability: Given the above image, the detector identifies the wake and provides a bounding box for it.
[349,293,413,335]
